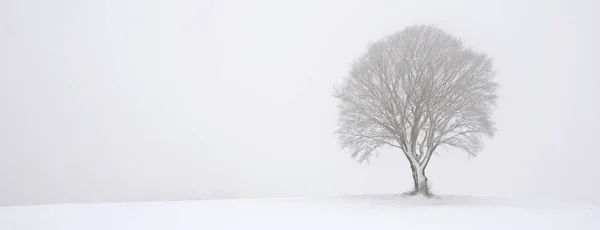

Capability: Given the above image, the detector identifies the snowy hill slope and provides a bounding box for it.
[1,195,598,230]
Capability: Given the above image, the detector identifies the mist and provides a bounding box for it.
[1,0,599,206]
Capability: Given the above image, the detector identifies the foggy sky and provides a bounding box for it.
[1,0,599,206]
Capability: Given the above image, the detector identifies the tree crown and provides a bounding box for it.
[334,25,497,164]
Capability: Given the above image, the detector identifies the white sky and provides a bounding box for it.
[1,0,599,206]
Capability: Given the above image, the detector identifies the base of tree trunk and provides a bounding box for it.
[402,190,435,198]
[402,180,434,198]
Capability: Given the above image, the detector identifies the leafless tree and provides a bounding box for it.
[334,25,498,197]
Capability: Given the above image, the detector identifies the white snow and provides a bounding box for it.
[1,195,599,230]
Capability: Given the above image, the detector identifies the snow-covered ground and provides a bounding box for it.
[1,195,599,230]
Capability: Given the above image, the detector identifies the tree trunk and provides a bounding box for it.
[410,164,418,192]
[410,164,429,196]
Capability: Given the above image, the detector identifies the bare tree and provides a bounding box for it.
[334,25,498,197]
